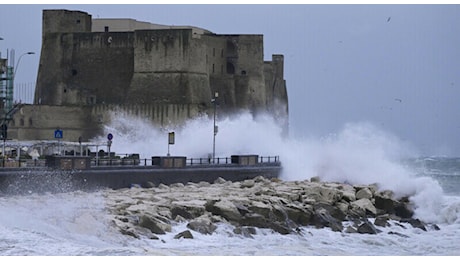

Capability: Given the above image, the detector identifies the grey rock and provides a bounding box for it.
[374,215,390,227]
[388,231,409,238]
[310,176,320,182]
[214,177,227,184]
[233,226,257,238]
[357,220,380,234]
[400,218,427,231]
[174,230,194,239]
[138,215,167,235]
[312,205,344,232]
[356,187,373,200]
[186,220,217,235]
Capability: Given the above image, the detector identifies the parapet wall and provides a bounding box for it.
[9,102,206,142]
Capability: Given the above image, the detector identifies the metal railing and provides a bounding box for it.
[1,155,280,168]
[187,156,280,165]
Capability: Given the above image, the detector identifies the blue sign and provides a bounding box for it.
[107,133,113,140]
[54,129,63,139]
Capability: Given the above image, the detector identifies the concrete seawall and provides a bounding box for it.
[0,163,281,194]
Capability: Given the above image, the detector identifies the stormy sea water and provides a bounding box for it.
[1,112,460,256]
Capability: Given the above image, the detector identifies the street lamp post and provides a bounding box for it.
[6,51,34,113]
[0,49,35,136]
[14,51,35,75]
[212,91,218,163]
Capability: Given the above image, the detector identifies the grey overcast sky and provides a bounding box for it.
[1,3,460,156]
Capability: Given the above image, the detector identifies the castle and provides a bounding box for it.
[7,9,288,142]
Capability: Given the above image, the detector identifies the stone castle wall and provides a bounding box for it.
[10,9,288,142]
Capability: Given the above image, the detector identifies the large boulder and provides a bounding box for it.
[174,230,194,239]
[394,199,414,218]
[283,203,314,226]
[357,220,380,234]
[339,185,357,202]
[374,215,390,227]
[205,199,243,222]
[248,200,272,217]
[350,198,377,216]
[302,184,343,205]
[170,200,207,219]
[233,226,257,238]
[356,187,373,200]
[186,219,218,235]
[311,203,344,232]
[374,191,397,214]
[400,218,427,231]
[138,214,170,234]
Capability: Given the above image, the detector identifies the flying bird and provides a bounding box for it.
[394,98,402,103]
[387,16,391,22]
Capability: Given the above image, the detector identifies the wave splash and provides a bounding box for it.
[92,111,450,224]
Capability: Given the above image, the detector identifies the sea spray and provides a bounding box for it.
[92,111,445,224]
[0,191,125,255]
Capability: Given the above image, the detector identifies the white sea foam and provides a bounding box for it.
[0,191,126,255]
[92,111,452,224]
[2,191,460,255]
[3,112,457,256]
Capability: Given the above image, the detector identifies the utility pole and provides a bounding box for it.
[212,92,218,163]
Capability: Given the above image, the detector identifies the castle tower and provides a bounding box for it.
[11,9,288,142]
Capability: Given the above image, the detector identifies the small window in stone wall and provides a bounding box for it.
[226,62,235,74]
[20,118,24,126]
[72,69,78,76]
[89,96,96,104]
[212,64,215,73]
[76,19,81,24]
[29,118,33,126]
[241,70,247,75]
[221,49,224,58]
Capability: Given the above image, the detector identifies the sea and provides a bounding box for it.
[1,113,459,256]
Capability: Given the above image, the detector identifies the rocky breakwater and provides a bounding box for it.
[103,176,439,240]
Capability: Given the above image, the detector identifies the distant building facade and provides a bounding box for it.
[8,9,288,142]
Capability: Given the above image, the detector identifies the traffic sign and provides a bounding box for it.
[107,133,113,140]
[54,129,63,139]
[168,132,175,145]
